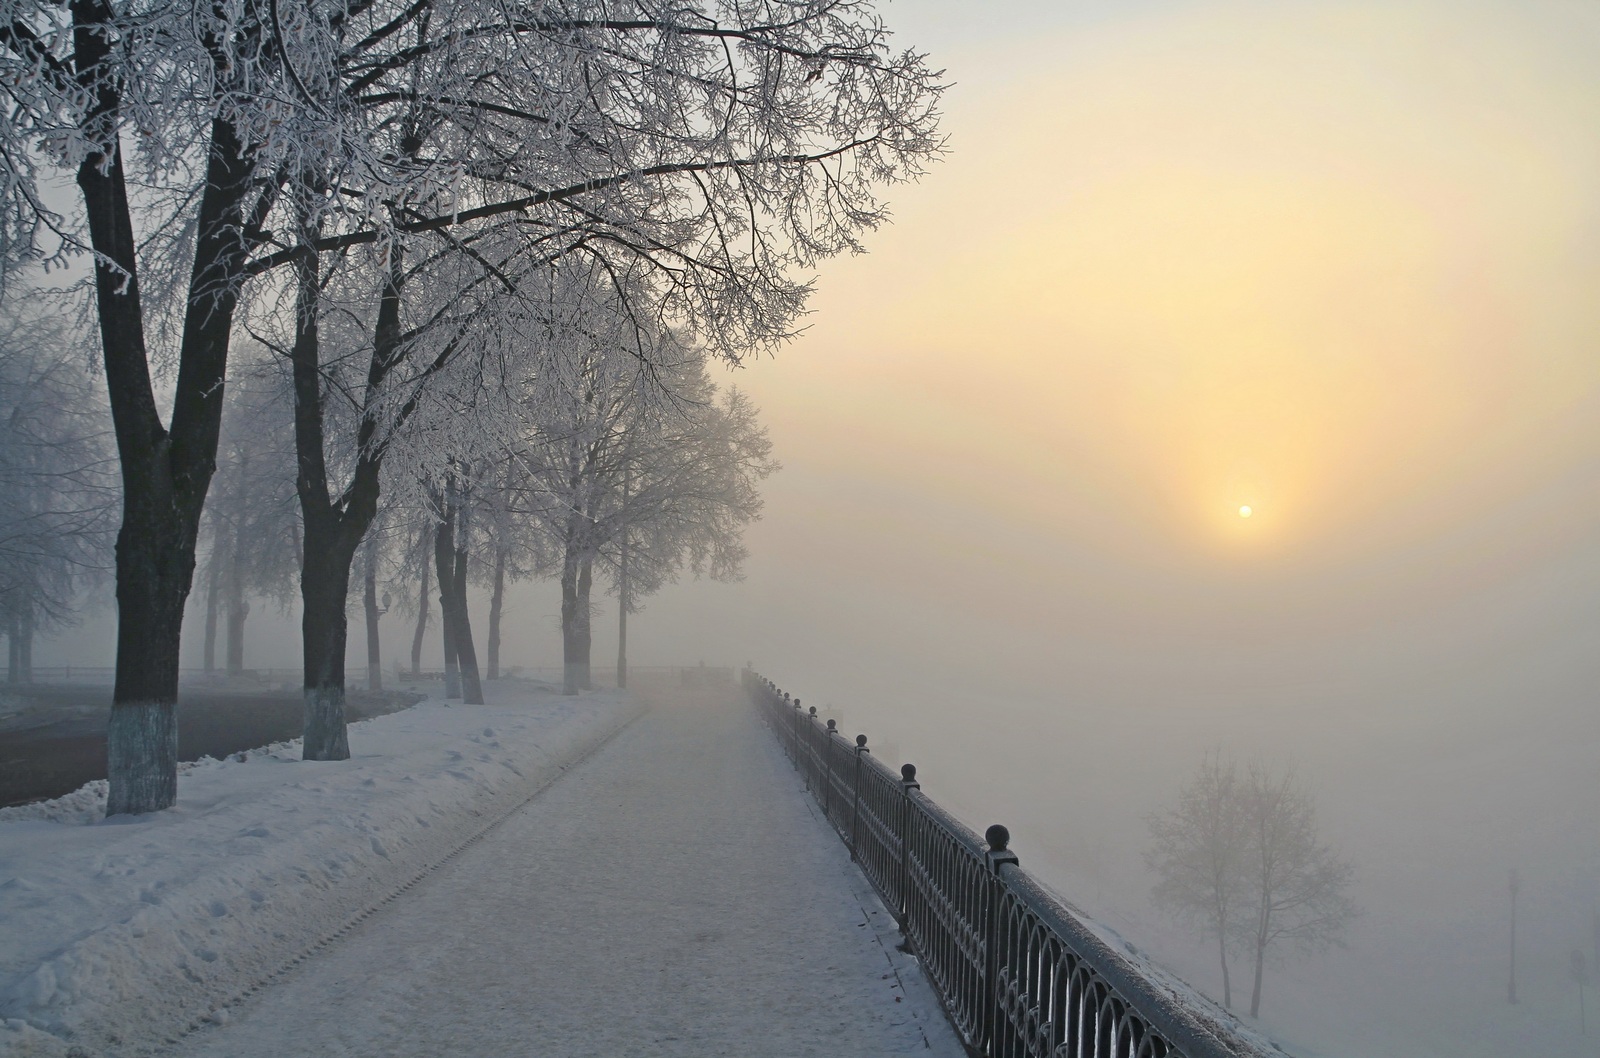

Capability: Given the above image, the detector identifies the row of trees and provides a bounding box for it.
[188,316,774,697]
[0,302,767,699]
[2,0,944,812]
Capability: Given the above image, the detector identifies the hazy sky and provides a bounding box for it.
[671,0,1600,681]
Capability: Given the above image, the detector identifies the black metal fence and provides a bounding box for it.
[744,670,1288,1058]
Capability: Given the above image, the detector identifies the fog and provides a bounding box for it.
[674,3,1600,1053]
[24,1,1600,1055]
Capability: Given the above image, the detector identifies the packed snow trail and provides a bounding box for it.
[172,681,964,1057]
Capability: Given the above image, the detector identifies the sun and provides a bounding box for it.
[1239,505,1253,518]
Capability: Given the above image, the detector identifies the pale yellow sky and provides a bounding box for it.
[726,0,1600,648]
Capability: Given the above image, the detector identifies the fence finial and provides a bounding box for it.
[985,824,1011,852]
[808,705,817,716]
[855,734,868,749]
[825,718,837,732]
[901,763,917,782]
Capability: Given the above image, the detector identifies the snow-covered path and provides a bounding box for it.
[172,683,963,1057]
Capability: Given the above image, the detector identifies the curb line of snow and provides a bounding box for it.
[1,693,645,1058]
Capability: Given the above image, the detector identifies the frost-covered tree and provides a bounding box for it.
[2,0,298,812]
[0,309,116,681]
[602,383,774,688]
[508,286,774,694]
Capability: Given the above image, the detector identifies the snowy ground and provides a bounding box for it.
[165,681,960,1058]
[2,680,962,1058]
[0,683,643,1057]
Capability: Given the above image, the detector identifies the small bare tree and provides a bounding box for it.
[1238,762,1359,1017]
[1146,753,1249,1009]
[1148,755,1358,1018]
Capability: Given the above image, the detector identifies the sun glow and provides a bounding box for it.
[1239,506,1253,519]
[763,0,1600,573]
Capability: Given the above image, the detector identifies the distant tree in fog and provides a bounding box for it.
[1146,753,1249,1009]
[1148,755,1358,1017]
[195,368,299,677]
[0,309,116,681]
[1236,762,1358,1017]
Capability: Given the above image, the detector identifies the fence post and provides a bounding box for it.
[897,763,919,926]
[982,823,1019,1056]
[849,734,868,860]
[823,718,839,819]
[807,706,819,790]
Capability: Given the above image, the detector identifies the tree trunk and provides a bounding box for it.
[300,539,355,760]
[575,556,593,690]
[451,543,484,704]
[17,597,32,685]
[6,613,17,684]
[364,535,381,692]
[224,597,247,675]
[617,468,628,690]
[616,577,627,690]
[410,559,429,678]
[1250,937,1266,1017]
[225,454,248,675]
[486,545,505,680]
[1218,930,1232,1010]
[202,548,221,674]
[435,513,461,699]
[560,544,582,696]
[225,524,247,676]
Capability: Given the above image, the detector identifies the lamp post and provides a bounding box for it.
[1508,868,1520,1005]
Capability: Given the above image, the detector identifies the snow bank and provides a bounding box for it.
[0,686,643,1058]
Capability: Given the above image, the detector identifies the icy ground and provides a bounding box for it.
[2,681,962,1057]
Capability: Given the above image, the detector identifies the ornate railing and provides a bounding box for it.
[744,670,1290,1058]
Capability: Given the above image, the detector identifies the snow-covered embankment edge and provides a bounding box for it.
[1,689,645,1058]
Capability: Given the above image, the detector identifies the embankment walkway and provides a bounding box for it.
[174,682,964,1057]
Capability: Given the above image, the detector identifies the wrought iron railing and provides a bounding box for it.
[744,670,1290,1058]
